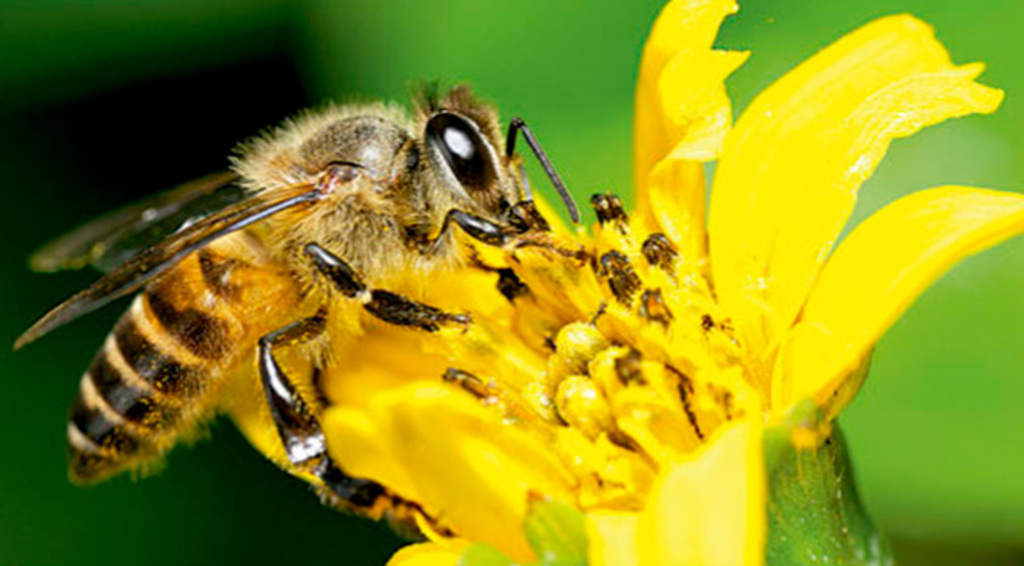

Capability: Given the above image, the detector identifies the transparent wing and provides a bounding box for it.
[16,180,321,349]
[30,171,245,274]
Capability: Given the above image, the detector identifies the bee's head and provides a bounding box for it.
[418,85,523,223]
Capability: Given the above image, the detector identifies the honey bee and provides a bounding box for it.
[15,85,579,526]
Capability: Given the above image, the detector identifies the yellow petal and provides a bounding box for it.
[637,420,765,566]
[709,15,1004,357]
[777,186,1024,412]
[385,540,470,566]
[323,383,575,563]
[587,511,641,566]
[634,0,745,259]
[635,0,741,171]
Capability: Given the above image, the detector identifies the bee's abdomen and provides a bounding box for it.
[67,250,248,483]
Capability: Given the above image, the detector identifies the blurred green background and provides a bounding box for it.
[1,1,1022,564]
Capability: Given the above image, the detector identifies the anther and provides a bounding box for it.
[590,194,627,226]
[701,314,715,332]
[597,251,641,306]
[496,268,529,302]
[443,367,493,400]
[641,233,678,274]
[509,201,551,233]
[638,289,673,326]
[614,348,645,386]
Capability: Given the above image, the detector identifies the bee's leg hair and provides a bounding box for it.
[304,243,469,332]
[257,315,387,509]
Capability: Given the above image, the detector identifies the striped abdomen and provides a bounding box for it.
[67,240,298,483]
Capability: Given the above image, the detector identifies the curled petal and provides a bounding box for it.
[634,0,746,260]
[776,186,1024,412]
[709,15,1004,356]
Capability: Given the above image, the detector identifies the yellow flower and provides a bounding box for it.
[231,1,1021,564]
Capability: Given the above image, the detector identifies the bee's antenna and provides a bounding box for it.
[506,117,580,223]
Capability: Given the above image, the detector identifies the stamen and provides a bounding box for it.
[638,289,673,326]
[590,194,628,226]
[443,367,493,400]
[597,251,641,305]
[613,348,645,386]
[701,314,715,332]
[641,233,678,274]
[555,375,614,440]
[496,268,529,301]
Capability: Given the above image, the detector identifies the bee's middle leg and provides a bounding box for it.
[304,243,469,332]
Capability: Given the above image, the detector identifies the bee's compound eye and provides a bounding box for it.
[426,112,495,192]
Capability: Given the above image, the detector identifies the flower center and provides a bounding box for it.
[434,193,760,512]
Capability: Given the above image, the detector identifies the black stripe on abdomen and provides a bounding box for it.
[115,310,202,398]
[68,390,141,456]
[143,289,230,360]
[67,384,146,485]
[87,342,178,429]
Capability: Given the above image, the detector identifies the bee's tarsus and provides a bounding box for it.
[442,367,491,399]
[496,268,529,302]
[317,460,385,508]
[364,290,466,332]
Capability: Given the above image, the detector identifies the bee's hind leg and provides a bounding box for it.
[304,243,469,332]
[257,315,386,510]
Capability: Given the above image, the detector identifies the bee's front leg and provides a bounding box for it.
[304,243,469,332]
[433,208,586,264]
[436,209,518,248]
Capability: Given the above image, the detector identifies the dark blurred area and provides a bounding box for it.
[1,1,1023,565]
